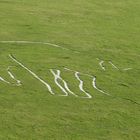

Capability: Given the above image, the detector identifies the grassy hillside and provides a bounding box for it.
[0,0,140,139]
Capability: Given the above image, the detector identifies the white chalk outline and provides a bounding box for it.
[0,40,139,57]
[0,40,81,54]
[0,40,68,49]
[97,58,133,72]
[8,54,109,98]
[9,54,54,95]
[108,61,119,70]
[92,77,110,96]
[64,67,92,77]
[123,68,133,71]
[0,76,10,84]
[64,67,109,96]
[7,66,22,86]
[0,66,21,86]
[99,61,105,71]
[75,72,92,98]
[50,69,78,97]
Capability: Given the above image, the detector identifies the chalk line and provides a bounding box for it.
[123,68,133,71]
[75,72,92,98]
[50,69,78,97]
[0,40,82,54]
[7,66,21,86]
[99,61,105,71]
[1,41,139,57]
[0,40,66,49]
[0,67,21,86]
[9,54,54,95]
[0,76,10,84]
[108,61,119,70]
[64,67,93,77]
[64,67,110,96]
[92,77,110,96]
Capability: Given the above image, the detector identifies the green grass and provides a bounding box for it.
[0,0,140,139]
